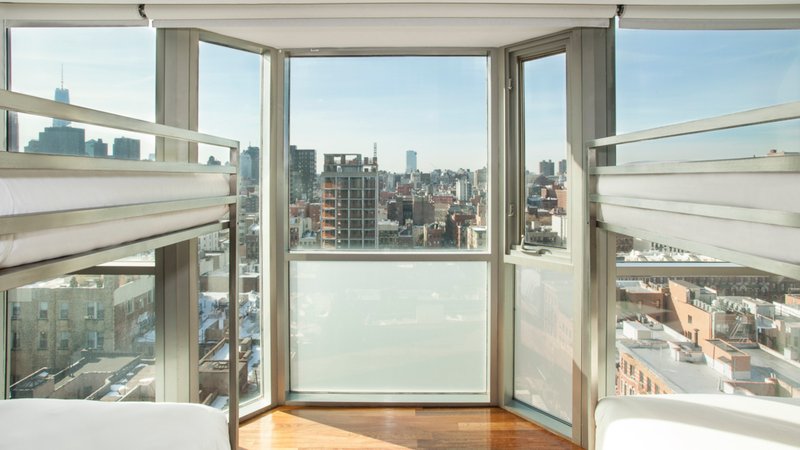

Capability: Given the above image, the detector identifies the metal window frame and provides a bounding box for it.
[1,24,241,449]
[276,47,499,405]
[196,29,280,421]
[501,27,613,448]
[588,30,800,450]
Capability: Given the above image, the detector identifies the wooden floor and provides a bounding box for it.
[239,407,582,449]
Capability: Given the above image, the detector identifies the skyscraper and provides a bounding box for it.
[406,150,417,174]
[558,159,567,175]
[113,137,141,160]
[85,139,108,158]
[24,126,85,155]
[243,146,260,182]
[320,153,378,249]
[53,67,71,128]
[539,159,555,177]
[289,145,317,202]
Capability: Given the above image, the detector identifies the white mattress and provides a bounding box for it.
[595,171,800,265]
[0,172,229,268]
[0,399,231,450]
[595,394,800,450]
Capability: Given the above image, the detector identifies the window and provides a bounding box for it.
[521,53,568,249]
[615,238,800,398]
[290,261,488,393]
[38,332,47,350]
[59,302,69,320]
[198,40,265,409]
[615,28,800,163]
[86,302,104,320]
[58,331,70,350]
[285,54,491,401]
[8,27,156,157]
[513,265,573,422]
[288,56,489,251]
[8,275,156,401]
[38,302,48,320]
[87,331,104,351]
[10,302,21,320]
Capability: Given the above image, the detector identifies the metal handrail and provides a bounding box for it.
[587,101,800,149]
[0,89,238,149]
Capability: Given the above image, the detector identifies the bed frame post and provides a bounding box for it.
[228,144,240,449]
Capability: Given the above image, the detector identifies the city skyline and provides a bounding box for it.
[9,27,800,168]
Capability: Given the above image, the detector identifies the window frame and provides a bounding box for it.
[276,47,500,404]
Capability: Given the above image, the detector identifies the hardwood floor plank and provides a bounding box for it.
[238,407,582,450]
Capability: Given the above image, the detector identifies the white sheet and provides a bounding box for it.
[595,171,800,265]
[0,398,231,450]
[595,394,800,450]
[598,204,800,265]
[596,172,800,214]
[0,172,230,268]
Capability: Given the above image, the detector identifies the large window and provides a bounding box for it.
[285,54,491,399]
[198,40,265,409]
[615,236,800,398]
[615,28,800,163]
[8,275,156,401]
[288,56,489,251]
[290,261,487,393]
[8,27,156,158]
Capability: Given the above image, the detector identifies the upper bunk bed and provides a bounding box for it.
[0,88,241,449]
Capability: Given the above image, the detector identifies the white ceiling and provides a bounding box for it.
[2,1,798,49]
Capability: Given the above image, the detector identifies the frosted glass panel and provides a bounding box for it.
[514,265,573,423]
[290,261,488,393]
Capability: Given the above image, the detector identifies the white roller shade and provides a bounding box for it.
[620,5,800,29]
[0,4,146,26]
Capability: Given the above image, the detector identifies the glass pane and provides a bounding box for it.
[199,42,265,408]
[616,28,800,163]
[514,265,573,423]
[288,56,489,251]
[9,27,156,156]
[522,53,568,249]
[9,275,156,401]
[615,237,800,397]
[290,261,488,393]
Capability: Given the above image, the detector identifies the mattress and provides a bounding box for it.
[595,394,800,450]
[0,171,230,268]
[0,398,231,450]
[595,171,800,265]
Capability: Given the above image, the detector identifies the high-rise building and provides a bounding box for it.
[53,69,71,128]
[289,145,317,202]
[24,126,85,156]
[558,159,567,175]
[320,153,378,249]
[406,149,417,174]
[113,137,141,160]
[455,177,471,202]
[85,139,108,158]
[539,159,555,176]
[243,146,260,182]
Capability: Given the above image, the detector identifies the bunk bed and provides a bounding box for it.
[0,89,240,450]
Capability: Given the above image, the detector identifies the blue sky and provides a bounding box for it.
[289,56,488,173]
[9,26,800,169]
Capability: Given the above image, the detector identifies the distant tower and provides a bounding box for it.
[539,159,555,177]
[406,150,417,174]
[113,137,141,160]
[320,153,379,249]
[53,65,71,128]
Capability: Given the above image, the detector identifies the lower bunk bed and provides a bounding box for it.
[0,399,231,450]
[0,89,242,449]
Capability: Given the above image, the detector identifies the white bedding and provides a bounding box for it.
[0,399,231,450]
[0,172,230,268]
[595,171,800,265]
[595,394,800,450]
